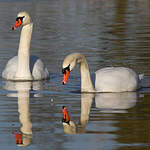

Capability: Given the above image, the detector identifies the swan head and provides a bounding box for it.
[12,11,32,30]
[62,53,83,84]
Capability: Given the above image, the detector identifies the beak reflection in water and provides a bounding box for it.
[61,93,94,134]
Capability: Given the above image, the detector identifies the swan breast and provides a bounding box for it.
[2,55,49,80]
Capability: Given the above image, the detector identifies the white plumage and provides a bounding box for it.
[95,67,139,92]
[62,53,143,92]
[2,11,49,81]
[2,55,49,80]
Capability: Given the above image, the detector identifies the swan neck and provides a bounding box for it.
[80,56,95,92]
[18,23,33,54]
[16,23,33,80]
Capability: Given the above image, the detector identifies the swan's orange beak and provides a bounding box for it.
[12,19,22,30]
[62,70,70,85]
[62,106,70,123]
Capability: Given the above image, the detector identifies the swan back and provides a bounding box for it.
[95,67,139,92]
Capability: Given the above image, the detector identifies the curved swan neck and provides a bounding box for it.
[79,54,95,92]
[15,23,33,80]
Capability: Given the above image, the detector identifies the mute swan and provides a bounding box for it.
[62,53,143,92]
[2,11,49,81]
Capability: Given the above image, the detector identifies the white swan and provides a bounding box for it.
[62,53,143,92]
[2,11,49,81]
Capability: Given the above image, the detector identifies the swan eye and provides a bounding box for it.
[62,65,70,74]
[16,16,25,22]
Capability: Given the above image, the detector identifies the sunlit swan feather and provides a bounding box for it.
[62,53,143,92]
[2,11,49,81]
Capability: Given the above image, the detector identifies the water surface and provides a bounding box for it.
[0,0,150,150]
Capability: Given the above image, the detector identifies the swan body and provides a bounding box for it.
[2,11,49,81]
[62,53,142,92]
[95,67,139,92]
[3,55,49,81]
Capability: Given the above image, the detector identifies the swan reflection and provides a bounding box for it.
[62,92,138,134]
[4,81,43,97]
[4,81,43,146]
[95,92,138,113]
[62,93,94,134]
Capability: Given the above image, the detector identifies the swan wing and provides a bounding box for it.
[2,56,18,80]
[31,56,49,80]
[95,67,139,92]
